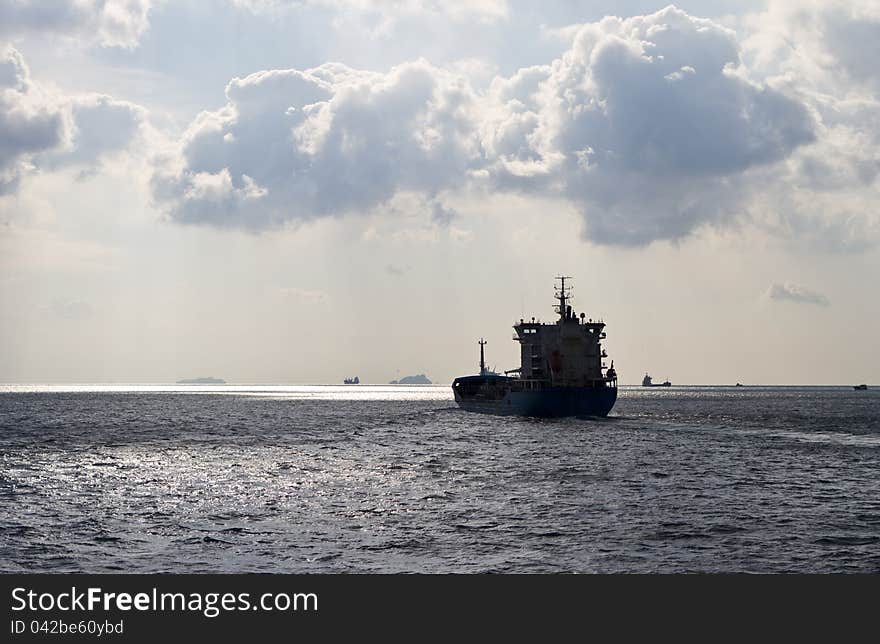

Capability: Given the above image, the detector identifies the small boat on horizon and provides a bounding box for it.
[343,376,360,385]
[853,384,868,390]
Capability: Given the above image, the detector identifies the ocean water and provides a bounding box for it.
[1,385,878,573]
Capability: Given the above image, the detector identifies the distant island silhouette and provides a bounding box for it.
[390,374,431,385]
[176,377,226,384]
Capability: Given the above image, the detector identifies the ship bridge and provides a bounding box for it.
[512,276,614,388]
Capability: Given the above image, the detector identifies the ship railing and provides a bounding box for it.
[512,378,552,391]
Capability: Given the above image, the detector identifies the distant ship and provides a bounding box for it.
[343,376,360,384]
[176,377,226,384]
[853,384,868,390]
[452,276,617,417]
[642,373,671,387]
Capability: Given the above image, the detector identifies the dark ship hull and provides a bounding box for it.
[452,375,617,418]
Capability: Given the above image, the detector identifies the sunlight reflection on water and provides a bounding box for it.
[1,385,878,573]
[0,384,453,400]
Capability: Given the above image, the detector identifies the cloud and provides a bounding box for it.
[0,46,69,194]
[2,3,876,251]
[766,282,830,306]
[152,6,820,246]
[747,1,880,94]
[482,6,816,245]
[0,46,148,194]
[0,0,154,48]
[429,200,457,226]
[51,94,149,169]
[734,1,880,250]
[152,59,482,229]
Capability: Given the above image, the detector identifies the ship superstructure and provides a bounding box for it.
[452,277,617,417]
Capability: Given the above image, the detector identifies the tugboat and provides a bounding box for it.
[451,277,617,417]
[642,373,671,387]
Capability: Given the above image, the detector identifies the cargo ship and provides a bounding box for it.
[642,373,671,387]
[452,277,617,417]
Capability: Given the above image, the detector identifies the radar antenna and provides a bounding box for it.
[554,275,572,320]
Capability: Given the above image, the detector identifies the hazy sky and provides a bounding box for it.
[1,0,878,385]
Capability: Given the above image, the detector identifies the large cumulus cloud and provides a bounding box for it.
[0,46,148,195]
[152,60,482,228]
[0,46,68,194]
[482,6,815,244]
[154,5,822,245]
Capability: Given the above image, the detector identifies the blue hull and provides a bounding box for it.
[454,386,617,418]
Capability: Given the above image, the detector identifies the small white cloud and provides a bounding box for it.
[664,65,696,81]
[766,282,830,306]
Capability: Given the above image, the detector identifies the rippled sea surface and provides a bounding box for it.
[1,385,879,573]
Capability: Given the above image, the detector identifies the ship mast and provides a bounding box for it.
[554,275,572,321]
[479,338,487,375]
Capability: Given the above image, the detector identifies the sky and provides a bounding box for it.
[1,0,878,385]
